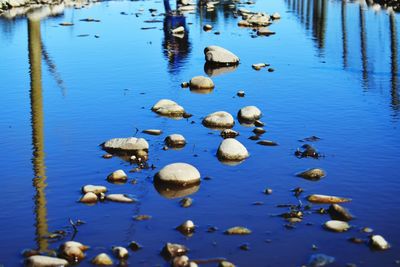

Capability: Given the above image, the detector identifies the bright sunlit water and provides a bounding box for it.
[0,0,399,266]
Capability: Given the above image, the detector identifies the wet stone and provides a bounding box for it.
[112,246,128,259]
[295,144,321,159]
[172,255,190,267]
[296,168,326,181]
[91,253,113,265]
[253,127,266,135]
[239,243,250,251]
[348,237,364,244]
[179,197,193,208]
[161,243,188,259]
[238,106,262,122]
[324,220,350,232]
[82,185,107,194]
[221,129,239,139]
[134,214,152,221]
[165,134,186,148]
[257,140,278,146]
[203,111,235,129]
[189,75,215,90]
[102,137,149,152]
[254,120,264,127]
[155,163,201,185]
[204,45,240,65]
[79,192,98,204]
[25,255,69,267]
[203,24,213,31]
[219,261,236,267]
[307,194,351,204]
[237,90,245,97]
[264,188,273,195]
[217,138,249,162]
[361,227,373,233]
[152,99,185,117]
[102,153,113,159]
[176,220,195,234]
[142,129,162,135]
[225,226,252,235]
[59,241,88,263]
[107,169,128,183]
[106,194,136,203]
[328,204,354,221]
[128,241,142,251]
[369,235,390,250]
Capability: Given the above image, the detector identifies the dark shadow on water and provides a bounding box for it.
[389,11,400,115]
[28,18,49,253]
[359,1,369,90]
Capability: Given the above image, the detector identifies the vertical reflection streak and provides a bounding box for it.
[341,0,348,68]
[389,10,399,112]
[359,1,369,89]
[28,18,49,253]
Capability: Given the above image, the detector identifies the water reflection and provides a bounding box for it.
[341,0,348,68]
[28,18,49,253]
[359,1,369,89]
[390,10,399,112]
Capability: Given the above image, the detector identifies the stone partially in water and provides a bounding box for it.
[217,138,249,162]
[82,185,107,194]
[161,243,188,259]
[180,197,193,208]
[369,235,390,250]
[102,137,149,153]
[295,144,320,159]
[129,241,142,251]
[203,111,235,129]
[25,255,69,267]
[112,246,129,259]
[204,45,239,65]
[176,220,195,234]
[155,163,201,185]
[271,12,281,19]
[238,106,262,122]
[189,75,215,90]
[59,241,88,263]
[328,204,354,221]
[91,253,113,265]
[307,194,351,204]
[257,27,275,36]
[134,214,152,221]
[171,26,185,34]
[152,99,185,117]
[172,255,190,267]
[79,192,98,204]
[224,226,252,235]
[219,261,236,267]
[324,220,350,232]
[253,127,266,135]
[307,253,335,267]
[257,140,278,146]
[142,129,162,135]
[165,134,186,148]
[221,129,239,139]
[107,169,128,183]
[203,24,213,31]
[296,168,326,181]
[106,194,136,203]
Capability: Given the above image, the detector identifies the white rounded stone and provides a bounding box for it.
[324,220,350,232]
[155,163,201,185]
[152,99,185,117]
[202,111,235,128]
[370,235,390,250]
[25,255,69,267]
[103,137,149,151]
[82,185,107,194]
[204,45,239,65]
[217,138,249,161]
[112,246,129,259]
[238,106,262,122]
[189,76,215,90]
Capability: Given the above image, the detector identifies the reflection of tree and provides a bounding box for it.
[162,15,191,74]
[28,18,49,253]
[359,1,369,89]
[389,11,399,112]
[341,0,348,68]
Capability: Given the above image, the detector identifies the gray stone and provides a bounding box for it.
[103,137,149,152]
[217,138,249,161]
[155,163,201,185]
[165,134,186,148]
[25,255,69,267]
[238,106,262,122]
[204,45,239,65]
[189,76,215,90]
[203,111,235,129]
[152,99,185,117]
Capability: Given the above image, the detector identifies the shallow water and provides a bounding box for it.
[0,0,400,266]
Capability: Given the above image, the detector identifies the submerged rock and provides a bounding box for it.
[252,127,266,135]
[112,246,129,259]
[128,241,142,251]
[203,111,235,129]
[307,253,335,267]
[328,204,354,221]
[91,253,113,265]
[189,75,215,90]
[295,144,321,159]
[25,255,69,267]
[155,163,201,185]
[142,129,162,135]
[134,214,152,221]
[204,45,239,65]
[107,170,128,183]
[225,226,252,235]
[102,137,149,153]
[307,194,351,204]
[324,220,350,232]
[82,185,107,194]
[296,168,326,181]
[79,192,98,204]
[162,243,188,259]
[238,106,262,122]
[165,134,186,148]
[257,27,275,36]
[252,63,268,70]
[369,235,390,250]
[152,99,185,117]
[106,194,136,203]
[220,129,239,139]
[217,138,249,162]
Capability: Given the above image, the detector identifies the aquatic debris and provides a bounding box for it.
[106,194,136,203]
[112,246,129,259]
[328,204,354,221]
[189,75,215,90]
[220,129,239,139]
[134,214,152,221]
[165,134,186,148]
[91,253,113,265]
[238,106,262,122]
[79,192,98,204]
[369,235,390,250]
[176,220,195,234]
[224,226,252,235]
[203,111,235,129]
[25,255,69,267]
[180,197,193,208]
[204,45,239,65]
[307,194,351,204]
[257,140,278,146]
[152,99,186,117]
[217,138,249,162]
[307,253,335,267]
[161,243,188,259]
[296,168,326,181]
[295,144,321,159]
[102,137,149,153]
[80,18,100,22]
[59,241,89,263]
[142,129,162,135]
[129,241,142,251]
[82,185,107,195]
[155,163,201,185]
[324,220,350,232]
[107,169,128,183]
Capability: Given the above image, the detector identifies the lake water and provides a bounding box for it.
[0,0,399,266]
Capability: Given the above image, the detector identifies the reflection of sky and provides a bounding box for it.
[0,0,400,266]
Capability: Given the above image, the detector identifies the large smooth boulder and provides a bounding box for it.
[204,46,239,65]
[238,106,262,122]
[155,163,201,185]
[217,138,249,161]
[152,99,185,117]
[25,255,69,267]
[202,111,235,129]
[102,137,148,152]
